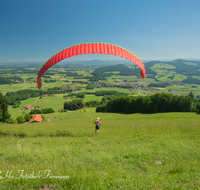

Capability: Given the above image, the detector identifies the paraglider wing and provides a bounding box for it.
[37,43,145,89]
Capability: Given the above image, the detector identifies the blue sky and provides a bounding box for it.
[0,0,200,63]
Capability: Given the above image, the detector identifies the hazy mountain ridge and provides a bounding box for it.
[144,59,200,76]
[1,59,200,77]
[90,59,200,78]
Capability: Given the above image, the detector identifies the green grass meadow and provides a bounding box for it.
[0,111,200,189]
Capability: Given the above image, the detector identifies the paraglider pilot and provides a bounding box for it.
[93,117,103,133]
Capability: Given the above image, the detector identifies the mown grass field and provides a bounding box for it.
[0,112,200,189]
[0,83,38,95]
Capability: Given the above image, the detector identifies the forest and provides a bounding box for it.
[96,92,198,114]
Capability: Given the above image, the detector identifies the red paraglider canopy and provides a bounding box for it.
[37,43,145,89]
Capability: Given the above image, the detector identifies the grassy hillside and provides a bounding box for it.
[0,112,200,189]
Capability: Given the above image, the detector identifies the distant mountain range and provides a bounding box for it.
[142,58,200,63]
[143,59,200,76]
[1,59,200,69]
[90,59,200,84]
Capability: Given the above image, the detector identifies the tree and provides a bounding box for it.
[76,92,85,98]
[196,102,200,114]
[0,92,11,122]
[96,93,195,114]
[16,116,25,124]
[189,91,195,102]
[29,109,42,114]
[64,99,84,110]
[24,114,32,122]
[13,101,21,108]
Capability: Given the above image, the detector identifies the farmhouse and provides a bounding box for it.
[28,114,42,123]
[26,105,34,109]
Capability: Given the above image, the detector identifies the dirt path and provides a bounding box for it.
[28,96,40,106]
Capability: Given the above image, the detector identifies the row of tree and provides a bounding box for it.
[96,92,197,114]
[6,87,70,105]
[63,92,85,99]
[29,108,55,114]
[63,94,130,110]
[95,90,128,96]
[0,76,23,84]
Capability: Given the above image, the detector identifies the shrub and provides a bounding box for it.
[16,116,25,124]
[29,108,55,114]
[64,99,84,110]
[29,109,42,114]
[58,109,66,112]
[24,114,33,122]
[5,118,17,124]
[41,108,55,114]
[12,101,21,108]
[85,100,101,107]
[196,102,200,114]
[41,115,46,121]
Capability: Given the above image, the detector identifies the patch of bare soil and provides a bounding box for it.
[47,118,58,122]
[39,183,56,190]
